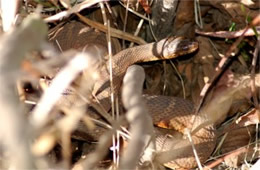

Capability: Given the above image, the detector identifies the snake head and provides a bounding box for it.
[162,36,199,58]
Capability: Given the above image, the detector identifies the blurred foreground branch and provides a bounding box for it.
[0,14,47,168]
[120,65,155,169]
[31,52,100,128]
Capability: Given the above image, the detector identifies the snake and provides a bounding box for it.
[49,21,216,169]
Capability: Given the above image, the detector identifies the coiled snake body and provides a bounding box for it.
[50,21,216,169]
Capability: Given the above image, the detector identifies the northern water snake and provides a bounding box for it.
[49,21,217,169]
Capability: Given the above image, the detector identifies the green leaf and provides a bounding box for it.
[240,4,245,13]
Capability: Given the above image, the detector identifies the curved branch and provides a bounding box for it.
[0,14,47,169]
[120,65,155,169]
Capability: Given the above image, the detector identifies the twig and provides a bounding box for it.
[196,15,260,114]
[44,0,109,22]
[251,38,260,110]
[76,13,147,45]
[204,143,258,169]
[250,38,260,163]
[196,26,260,39]
[118,0,151,22]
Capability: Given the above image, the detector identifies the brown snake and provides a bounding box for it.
[50,21,216,169]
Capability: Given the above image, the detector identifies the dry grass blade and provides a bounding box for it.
[76,13,147,45]
[122,0,129,48]
[250,38,260,110]
[72,117,125,169]
[56,109,93,167]
[99,2,107,25]
[72,66,154,169]
[119,0,150,21]
[129,18,144,48]
[185,129,203,170]
[106,19,119,166]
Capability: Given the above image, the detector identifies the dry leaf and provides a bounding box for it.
[236,108,260,126]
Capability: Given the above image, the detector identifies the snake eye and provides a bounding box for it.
[163,37,198,58]
[177,39,198,55]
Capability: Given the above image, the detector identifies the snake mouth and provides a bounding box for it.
[162,37,199,58]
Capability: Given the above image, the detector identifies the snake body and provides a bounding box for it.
[50,21,216,169]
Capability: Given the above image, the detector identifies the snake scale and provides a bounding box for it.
[50,21,216,169]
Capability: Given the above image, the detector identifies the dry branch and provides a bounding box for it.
[0,14,47,169]
[44,0,109,22]
[31,52,100,127]
[120,65,155,169]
